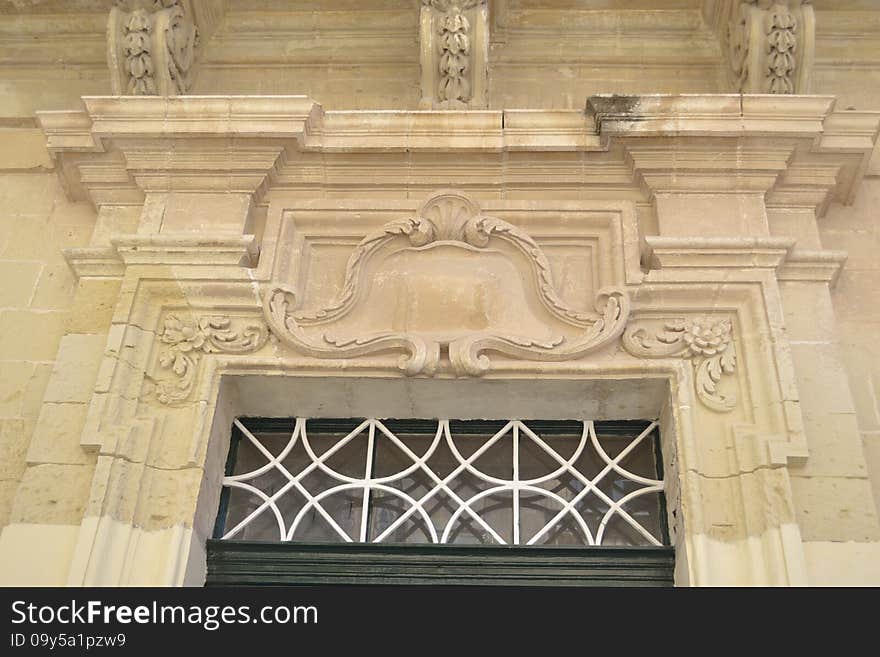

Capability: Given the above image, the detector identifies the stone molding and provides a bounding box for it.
[37,94,880,213]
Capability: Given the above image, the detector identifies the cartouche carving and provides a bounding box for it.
[264,191,631,377]
[623,316,738,412]
[154,314,268,404]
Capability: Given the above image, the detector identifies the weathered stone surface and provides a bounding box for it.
[10,461,96,525]
[0,310,68,361]
[26,402,91,466]
[789,475,880,542]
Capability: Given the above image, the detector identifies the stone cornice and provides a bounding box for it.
[37,94,879,214]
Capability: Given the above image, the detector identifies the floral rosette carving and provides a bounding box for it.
[154,314,268,404]
[622,316,738,412]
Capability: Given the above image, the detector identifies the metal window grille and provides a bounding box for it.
[214,418,668,547]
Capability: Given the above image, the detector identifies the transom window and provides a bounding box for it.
[213,418,669,548]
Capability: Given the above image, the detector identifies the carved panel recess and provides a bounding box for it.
[420,1,489,109]
[263,191,630,377]
[727,0,815,94]
[108,0,199,95]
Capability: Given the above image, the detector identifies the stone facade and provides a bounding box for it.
[0,0,878,587]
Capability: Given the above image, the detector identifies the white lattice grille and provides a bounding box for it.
[217,418,667,547]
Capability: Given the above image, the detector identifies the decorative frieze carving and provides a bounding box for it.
[623,317,738,413]
[420,0,488,109]
[264,191,630,377]
[154,314,268,404]
[726,0,814,94]
[108,0,199,96]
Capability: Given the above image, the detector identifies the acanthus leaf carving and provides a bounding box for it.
[622,316,738,413]
[153,314,268,404]
[263,191,631,378]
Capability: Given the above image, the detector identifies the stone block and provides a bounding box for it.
[789,475,880,542]
[0,310,67,361]
[10,461,96,525]
[26,402,91,466]
[0,260,40,307]
[65,278,122,334]
[0,418,32,482]
[655,193,769,237]
[0,480,17,528]
[832,269,880,323]
[796,412,870,478]
[0,174,56,217]
[864,432,880,518]
[0,361,33,417]
[789,342,857,416]
[779,282,839,343]
[820,229,880,271]
[0,523,80,585]
[42,333,105,404]
[31,263,77,310]
[0,129,53,171]
[804,540,880,586]
[21,362,52,420]
[837,342,880,431]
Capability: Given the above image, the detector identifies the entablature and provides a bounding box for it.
[37,93,879,216]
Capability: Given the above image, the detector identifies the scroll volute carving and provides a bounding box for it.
[108,0,199,96]
[264,191,631,377]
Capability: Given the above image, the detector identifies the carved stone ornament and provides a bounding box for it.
[420,0,488,109]
[263,191,631,377]
[153,314,268,404]
[108,0,199,95]
[726,0,814,94]
[622,317,738,412]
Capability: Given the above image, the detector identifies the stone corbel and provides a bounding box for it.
[420,0,489,109]
[107,1,225,96]
[727,0,815,94]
